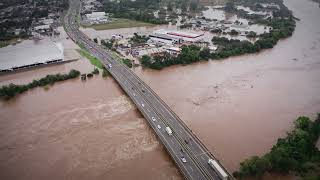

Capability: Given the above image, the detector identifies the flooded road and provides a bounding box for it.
[0,0,320,179]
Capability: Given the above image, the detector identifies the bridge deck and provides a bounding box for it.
[63,1,233,179]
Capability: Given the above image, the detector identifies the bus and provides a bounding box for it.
[208,159,228,180]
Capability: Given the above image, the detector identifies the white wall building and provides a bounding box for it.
[85,12,108,24]
[148,34,182,45]
[153,29,205,42]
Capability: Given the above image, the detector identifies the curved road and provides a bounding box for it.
[63,0,233,179]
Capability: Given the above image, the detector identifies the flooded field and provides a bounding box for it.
[0,0,320,179]
[81,5,269,46]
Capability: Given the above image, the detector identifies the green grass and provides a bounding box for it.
[110,51,122,62]
[82,18,154,30]
[76,49,104,69]
[0,41,9,48]
[0,38,20,48]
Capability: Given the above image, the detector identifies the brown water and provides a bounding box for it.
[133,0,320,171]
[0,0,320,179]
[0,29,181,180]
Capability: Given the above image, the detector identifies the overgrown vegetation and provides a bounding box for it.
[0,69,80,100]
[233,114,320,179]
[102,68,109,78]
[130,33,150,45]
[76,49,104,69]
[0,41,10,48]
[92,68,99,74]
[140,45,210,70]
[122,58,133,68]
[101,39,114,49]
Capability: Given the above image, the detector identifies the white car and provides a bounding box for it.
[141,103,145,107]
[157,125,161,129]
[152,117,156,121]
[181,157,187,163]
[108,63,112,68]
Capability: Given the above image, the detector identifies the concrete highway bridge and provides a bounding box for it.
[63,0,233,179]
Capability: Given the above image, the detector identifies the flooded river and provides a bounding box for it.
[0,0,320,179]
[133,0,320,171]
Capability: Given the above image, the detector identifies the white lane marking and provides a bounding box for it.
[201,156,206,161]
[101,56,205,179]
[189,166,194,172]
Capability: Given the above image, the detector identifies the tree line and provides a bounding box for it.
[0,69,80,100]
[140,45,210,70]
[233,114,320,179]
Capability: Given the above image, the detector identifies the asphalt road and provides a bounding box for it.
[63,0,233,179]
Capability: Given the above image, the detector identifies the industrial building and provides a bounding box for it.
[151,29,205,43]
[0,40,64,72]
[149,34,182,45]
[84,11,108,25]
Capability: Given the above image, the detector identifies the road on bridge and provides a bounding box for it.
[63,0,233,179]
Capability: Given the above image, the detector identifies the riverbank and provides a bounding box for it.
[234,115,320,179]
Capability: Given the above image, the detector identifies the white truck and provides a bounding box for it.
[165,127,173,135]
[208,159,228,180]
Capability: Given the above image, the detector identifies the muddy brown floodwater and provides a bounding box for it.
[134,0,320,172]
[0,24,181,180]
[0,0,320,179]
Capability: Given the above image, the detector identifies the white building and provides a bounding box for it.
[84,12,108,24]
[149,33,182,45]
[40,18,54,25]
[153,29,204,43]
[166,47,181,55]
[34,24,51,31]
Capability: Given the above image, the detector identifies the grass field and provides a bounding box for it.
[82,18,154,30]
[76,49,104,69]
[0,41,9,48]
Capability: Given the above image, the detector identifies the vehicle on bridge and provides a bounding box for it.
[208,159,229,180]
[152,117,156,121]
[165,126,173,135]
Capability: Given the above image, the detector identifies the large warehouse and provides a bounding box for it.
[152,29,205,43]
[0,40,64,72]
